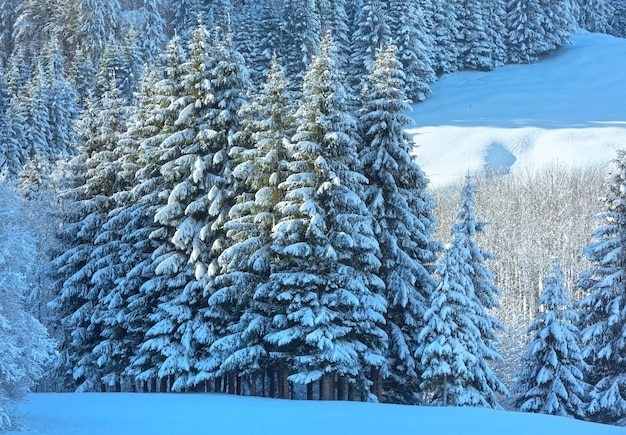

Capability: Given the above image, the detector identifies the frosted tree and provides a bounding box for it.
[349,0,390,91]
[210,57,296,391]
[250,0,282,81]
[0,0,19,63]
[576,149,626,425]
[609,0,626,37]
[538,0,574,55]
[260,34,387,400]
[51,78,128,392]
[170,0,199,38]
[40,38,79,158]
[457,0,507,70]
[279,0,321,82]
[22,62,51,159]
[418,0,461,75]
[136,0,167,65]
[513,258,588,419]
[135,27,249,391]
[0,72,27,179]
[418,176,507,407]
[128,37,197,391]
[506,0,547,63]
[0,184,56,430]
[318,0,351,66]
[358,45,440,404]
[578,0,614,33]
[74,0,121,62]
[387,0,436,102]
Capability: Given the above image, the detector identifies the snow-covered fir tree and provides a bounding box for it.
[74,0,122,62]
[418,175,507,407]
[349,0,390,92]
[576,149,626,425]
[506,0,547,63]
[279,0,321,83]
[387,0,436,102]
[50,77,128,392]
[457,0,507,70]
[128,37,197,391]
[260,34,387,400]
[418,0,461,75]
[578,0,614,33]
[513,258,588,419]
[210,57,297,391]
[359,45,440,404]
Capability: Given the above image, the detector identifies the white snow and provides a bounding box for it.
[6,392,625,435]
[408,31,626,186]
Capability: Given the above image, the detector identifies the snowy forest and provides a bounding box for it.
[2,0,626,430]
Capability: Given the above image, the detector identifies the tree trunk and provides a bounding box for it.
[320,373,334,400]
[370,367,382,401]
[337,376,346,401]
[251,374,257,396]
[214,376,222,393]
[442,374,448,407]
[307,382,314,400]
[228,373,236,394]
[269,369,275,398]
[150,378,157,393]
[279,366,290,399]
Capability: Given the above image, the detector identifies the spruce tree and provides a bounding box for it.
[359,45,440,404]
[279,0,321,83]
[210,57,296,389]
[387,0,436,102]
[418,175,507,407]
[349,0,390,92]
[513,258,587,419]
[261,34,387,400]
[577,149,626,424]
[578,0,614,33]
[51,78,128,392]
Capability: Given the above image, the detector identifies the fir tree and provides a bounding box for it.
[359,45,440,404]
[513,258,588,419]
[279,0,321,83]
[387,0,436,102]
[418,175,507,407]
[75,0,121,62]
[506,0,546,63]
[578,0,614,33]
[261,34,387,400]
[349,0,390,91]
[51,78,128,392]
[577,149,626,424]
[210,57,296,388]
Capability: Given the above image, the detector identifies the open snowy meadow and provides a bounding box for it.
[6,393,625,434]
[409,31,626,186]
[6,31,626,435]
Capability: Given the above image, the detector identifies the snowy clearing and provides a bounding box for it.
[6,393,624,435]
[409,31,626,186]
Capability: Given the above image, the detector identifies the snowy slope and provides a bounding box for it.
[7,393,624,435]
[408,31,626,186]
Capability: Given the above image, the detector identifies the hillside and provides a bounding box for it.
[408,31,626,186]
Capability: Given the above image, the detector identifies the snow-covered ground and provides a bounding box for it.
[6,392,625,435]
[409,31,626,186]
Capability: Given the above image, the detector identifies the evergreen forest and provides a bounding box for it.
[1,0,626,429]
